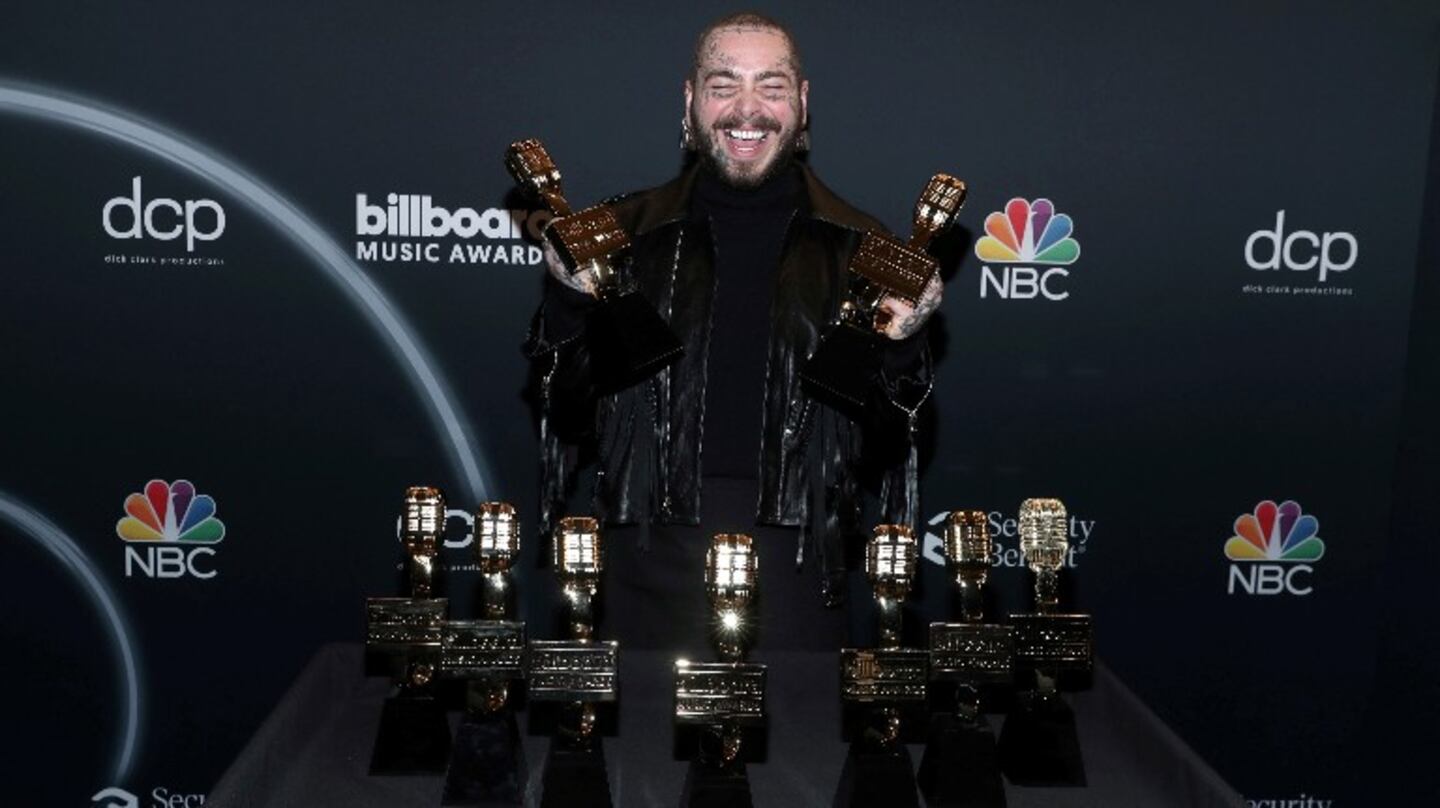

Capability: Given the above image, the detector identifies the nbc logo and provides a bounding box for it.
[975,197,1080,301]
[117,479,226,580]
[1224,500,1325,596]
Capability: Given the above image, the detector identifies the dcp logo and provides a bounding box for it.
[103,176,225,253]
[1244,211,1356,283]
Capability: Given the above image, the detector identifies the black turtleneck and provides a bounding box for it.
[691,165,802,479]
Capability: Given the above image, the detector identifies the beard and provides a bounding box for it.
[690,107,801,190]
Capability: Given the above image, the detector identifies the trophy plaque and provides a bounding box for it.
[834,525,927,808]
[674,534,768,808]
[366,486,452,774]
[800,173,966,417]
[438,502,528,805]
[530,516,618,808]
[918,510,1014,807]
[997,498,1094,786]
[506,138,683,390]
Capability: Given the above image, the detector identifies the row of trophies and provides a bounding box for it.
[363,487,1093,808]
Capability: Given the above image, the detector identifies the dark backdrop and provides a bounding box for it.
[2,1,1437,804]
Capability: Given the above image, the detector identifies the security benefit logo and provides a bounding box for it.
[974,197,1081,301]
[93,786,206,808]
[1242,210,1356,297]
[354,192,550,267]
[921,509,1096,568]
[102,176,226,267]
[1224,499,1325,596]
[116,479,226,580]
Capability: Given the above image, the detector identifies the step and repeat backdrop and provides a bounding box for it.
[3,1,1437,805]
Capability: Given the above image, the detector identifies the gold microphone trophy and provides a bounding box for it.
[834,525,929,808]
[365,486,452,774]
[506,139,683,391]
[799,174,966,418]
[997,498,1094,786]
[673,534,768,808]
[529,516,619,808]
[438,502,528,805]
[918,510,1014,808]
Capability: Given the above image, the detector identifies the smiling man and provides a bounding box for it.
[526,12,940,650]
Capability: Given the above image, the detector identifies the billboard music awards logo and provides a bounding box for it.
[117,479,226,580]
[102,176,226,267]
[1224,499,1325,596]
[974,197,1081,301]
[1242,210,1356,297]
[354,192,550,267]
[922,509,1095,568]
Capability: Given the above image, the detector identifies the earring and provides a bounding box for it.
[680,118,696,151]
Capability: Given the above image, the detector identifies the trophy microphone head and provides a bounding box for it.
[706,534,758,608]
[505,138,564,201]
[913,173,967,238]
[553,516,602,583]
[1019,497,1069,574]
[475,501,520,573]
[706,533,758,660]
[401,486,446,559]
[946,510,991,574]
[865,525,918,601]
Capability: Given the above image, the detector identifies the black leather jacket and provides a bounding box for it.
[525,163,931,595]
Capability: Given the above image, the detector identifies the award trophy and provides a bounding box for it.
[997,498,1094,786]
[438,502,528,805]
[834,525,928,808]
[529,516,618,808]
[506,138,683,390]
[917,510,1014,808]
[365,485,452,774]
[674,534,768,808]
[799,173,966,417]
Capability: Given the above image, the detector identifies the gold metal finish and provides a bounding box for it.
[505,139,629,295]
[706,533,758,662]
[946,509,991,622]
[555,516,602,640]
[865,525,917,649]
[401,486,445,598]
[1019,498,1069,612]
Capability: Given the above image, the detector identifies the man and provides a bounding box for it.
[525,13,942,652]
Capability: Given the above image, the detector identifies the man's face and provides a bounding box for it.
[685,27,808,189]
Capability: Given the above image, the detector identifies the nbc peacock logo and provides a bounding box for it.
[974,197,1081,301]
[1224,499,1324,596]
[117,479,226,580]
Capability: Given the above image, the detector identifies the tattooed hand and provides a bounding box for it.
[542,239,597,297]
[876,274,943,340]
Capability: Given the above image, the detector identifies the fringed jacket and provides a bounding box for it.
[524,163,932,604]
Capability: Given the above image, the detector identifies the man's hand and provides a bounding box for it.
[543,240,597,297]
[875,274,942,340]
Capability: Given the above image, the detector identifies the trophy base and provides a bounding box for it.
[680,757,754,808]
[587,290,684,393]
[800,323,882,419]
[996,691,1086,786]
[369,694,452,775]
[539,739,612,808]
[441,710,527,805]
[831,742,921,808]
[917,713,1007,808]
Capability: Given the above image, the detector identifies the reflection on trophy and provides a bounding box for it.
[834,525,928,808]
[674,534,768,808]
[800,173,966,417]
[918,510,1014,808]
[506,139,683,390]
[529,516,619,808]
[365,486,452,774]
[438,502,528,805]
[997,498,1094,786]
